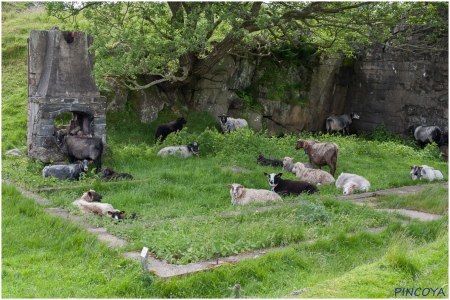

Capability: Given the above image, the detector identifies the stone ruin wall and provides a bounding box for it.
[27,27,106,163]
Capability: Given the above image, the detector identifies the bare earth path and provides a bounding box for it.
[7,180,448,278]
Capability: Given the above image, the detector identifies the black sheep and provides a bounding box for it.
[155,117,187,143]
[264,172,319,196]
[101,167,133,180]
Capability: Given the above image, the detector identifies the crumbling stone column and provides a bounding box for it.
[27,27,106,163]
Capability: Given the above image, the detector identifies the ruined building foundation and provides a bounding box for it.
[27,27,106,163]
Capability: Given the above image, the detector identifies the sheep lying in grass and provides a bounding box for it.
[335,173,370,195]
[157,142,200,158]
[257,154,283,167]
[228,183,281,205]
[283,157,316,173]
[292,162,335,185]
[410,165,444,181]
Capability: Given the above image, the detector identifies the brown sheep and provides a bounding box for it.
[295,139,339,177]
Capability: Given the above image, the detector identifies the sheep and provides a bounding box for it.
[295,139,339,176]
[218,114,248,133]
[42,159,90,181]
[326,112,360,135]
[228,183,282,205]
[283,157,316,173]
[264,172,319,196]
[335,173,370,195]
[410,165,444,181]
[409,124,442,148]
[291,162,335,185]
[157,142,200,158]
[257,154,283,167]
[106,210,137,221]
[72,190,112,216]
[101,167,133,180]
[155,117,187,143]
[56,131,103,173]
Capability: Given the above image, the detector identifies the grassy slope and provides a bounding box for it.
[2,3,448,298]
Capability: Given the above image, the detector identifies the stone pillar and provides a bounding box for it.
[27,27,107,163]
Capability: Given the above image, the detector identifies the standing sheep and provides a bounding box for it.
[42,159,90,181]
[218,114,248,133]
[56,131,103,173]
[155,117,187,143]
[291,162,335,185]
[335,173,370,195]
[409,124,441,148]
[326,112,360,135]
[228,183,281,205]
[295,139,339,176]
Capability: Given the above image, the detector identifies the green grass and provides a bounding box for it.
[2,3,448,298]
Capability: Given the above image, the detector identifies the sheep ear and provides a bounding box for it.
[239,185,244,188]
[227,184,232,188]
[410,166,414,169]
[277,173,283,177]
[419,167,423,170]
[264,172,268,177]
[351,184,356,189]
[107,211,112,215]
[120,211,125,214]
[89,161,93,164]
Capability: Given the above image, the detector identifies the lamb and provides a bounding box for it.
[264,172,319,196]
[291,162,335,185]
[295,139,339,176]
[335,173,370,195]
[218,114,248,133]
[326,112,360,135]
[157,142,200,158]
[283,157,315,173]
[409,124,442,148]
[257,154,283,167]
[101,167,133,180]
[228,183,282,205]
[155,117,187,143]
[42,159,90,181]
[56,131,103,173]
[410,165,444,181]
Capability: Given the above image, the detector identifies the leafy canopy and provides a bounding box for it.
[46,2,447,91]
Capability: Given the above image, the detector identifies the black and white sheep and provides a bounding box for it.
[257,154,283,167]
[326,112,360,135]
[335,173,370,195]
[409,124,442,148]
[410,165,444,181]
[228,183,282,205]
[264,172,319,196]
[56,131,103,173]
[157,142,200,158]
[101,167,133,180]
[42,159,90,181]
[155,117,187,143]
[218,114,248,133]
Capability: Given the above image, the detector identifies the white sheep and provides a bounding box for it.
[157,142,200,158]
[283,157,316,174]
[72,190,114,215]
[292,162,335,185]
[335,173,370,195]
[228,183,282,205]
[410,165,444,181]
[218,115,248,133]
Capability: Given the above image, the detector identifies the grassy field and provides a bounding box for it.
[2,3,448,298]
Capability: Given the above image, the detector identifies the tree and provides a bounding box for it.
[46,2,447,93]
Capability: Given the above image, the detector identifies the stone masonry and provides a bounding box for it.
[27,27,106,163]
